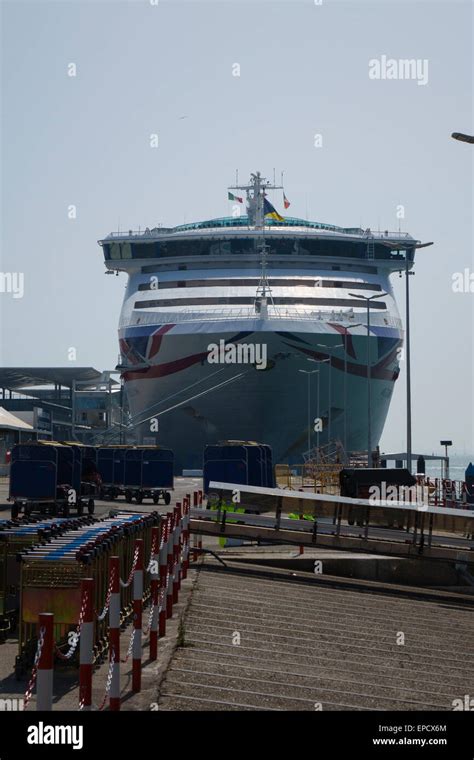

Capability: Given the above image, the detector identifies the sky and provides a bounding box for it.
[0,0,472,456]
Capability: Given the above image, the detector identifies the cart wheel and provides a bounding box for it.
[63,503,70,517]
[152,494,159,505]
[125,490,133,504]
[164,492,171,506]
[77,501,84,516]
[88,499,95,515]
[135,493,143,505]
[11,502,20,520]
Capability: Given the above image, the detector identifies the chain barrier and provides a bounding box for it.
[120,546,139,588]
[23,626,46,711]
[55,590,89,661]
[98,648,116,712]
[121,626,136,664]
[97,568,116,622]
[146,532,159,572]
[142,599,155,637]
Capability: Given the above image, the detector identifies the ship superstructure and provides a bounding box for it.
[99,173,419,470]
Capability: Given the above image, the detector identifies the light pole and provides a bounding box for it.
[349,292,387,465]
[404,248,416,473]
[440,439,452,479]
[299,369,318,456]
[317,342,343,445]
[307,358,330,448]
[334,324,362,457]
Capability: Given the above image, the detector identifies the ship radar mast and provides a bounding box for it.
[229,171,285,317]
[228,171,284,229]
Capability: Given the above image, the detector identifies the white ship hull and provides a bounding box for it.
[120,316,402,470]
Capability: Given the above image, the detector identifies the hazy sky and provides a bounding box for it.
[1,0,472,455]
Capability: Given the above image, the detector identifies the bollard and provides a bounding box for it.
[299,509,304,555]
[198,490,203,551]
[166,513,175,618]
[158,518,169,636]
[173,505,182,600]
[132,539,144,693]
[37,612,54,711]
[149,527,160,660]
[109,556,121,711]
[192,492,199,560]
[181,500,189,579]
[79,577,94,711]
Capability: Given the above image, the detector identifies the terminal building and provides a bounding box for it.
[0,368,127,470]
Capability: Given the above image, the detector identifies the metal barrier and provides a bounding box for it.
[275,463,342,494]
[20,498,197,711]
[190,481,474,564]
[16,512,158,677]
[274,467,473,509]
[0,516,94,641]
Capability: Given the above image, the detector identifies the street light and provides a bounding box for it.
[307,357,330,449]
[317,342,343,445]
[332,324,363,456]
[379,239,433,473]
[348,292,387,465]
[299,369,319,456]
[440,440,453,479]
[403,248,416,474]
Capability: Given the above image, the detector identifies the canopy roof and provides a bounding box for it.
[0,368,118,390]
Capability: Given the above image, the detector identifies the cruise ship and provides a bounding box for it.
[99,173,420,471]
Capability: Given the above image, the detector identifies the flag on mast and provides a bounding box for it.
[263,197,284,222]
[283,192,290,210]
[228,191,243,203]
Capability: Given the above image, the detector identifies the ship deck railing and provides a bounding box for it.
[121,307,402,328]
[105,227,413,241]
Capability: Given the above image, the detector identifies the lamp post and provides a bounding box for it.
[404,248,416,474]
[317,343,343,446]
[335,324,362,457]
[299,369,319,456]
[440,440,452,479]
[348,292,387,465]
[307,358,330,448]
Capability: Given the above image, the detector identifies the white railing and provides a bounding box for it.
[120,307,403,329]
[105,227,413,241]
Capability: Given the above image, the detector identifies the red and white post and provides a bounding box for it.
[79,577,94,710]
[159,517,169,635]
[198,490,203,552]
[173,504,182,601]
[181,500,190,579]
[36,612,54,711]
[132,539,144,693]
[109,556,121,711]
[149,526,160,660]
[166,513,175,618]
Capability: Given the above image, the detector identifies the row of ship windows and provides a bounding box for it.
[104,238,405,261]
[137,278,383,292]
[134,296,387,310]
[141,262,379,275]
